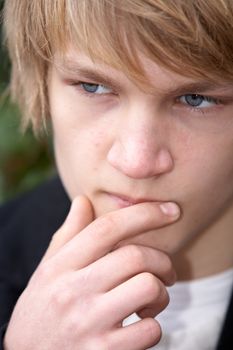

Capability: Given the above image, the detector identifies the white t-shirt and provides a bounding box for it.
[123,268,233,350]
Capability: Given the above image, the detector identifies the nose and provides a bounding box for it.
[107,110,174,179]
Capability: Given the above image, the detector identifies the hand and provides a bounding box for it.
[4,196,180,350]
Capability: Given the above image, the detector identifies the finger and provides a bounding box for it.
[82,244,176,292]
[52,201,180,271]
[108,318,161,350]
[102,272,169,324]
[42,196,94,261]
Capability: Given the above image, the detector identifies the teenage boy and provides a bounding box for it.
[0,0,233,349]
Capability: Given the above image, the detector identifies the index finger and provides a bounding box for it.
[50,202,180,270]
[51,201,180,271]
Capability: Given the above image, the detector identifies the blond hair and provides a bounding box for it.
[3,0,233,132]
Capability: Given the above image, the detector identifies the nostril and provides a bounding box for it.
[155,148,174,174]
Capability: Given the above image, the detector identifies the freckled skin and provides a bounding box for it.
[49,52,233,279]
[4,51,233,350]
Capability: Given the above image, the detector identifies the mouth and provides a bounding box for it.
[106,192,157,208]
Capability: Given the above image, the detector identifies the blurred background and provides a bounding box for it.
[0,0,55,204]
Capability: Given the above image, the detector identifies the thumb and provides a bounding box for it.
[42,195,94,261]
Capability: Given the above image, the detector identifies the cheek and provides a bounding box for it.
[52,112,112,199]
[170,127,233,218]
[180,140,233,232]
[174,126,233,186]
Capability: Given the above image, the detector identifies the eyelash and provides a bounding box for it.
[70,81,115,98]
[69,81,224,112]
[176,94,221,113]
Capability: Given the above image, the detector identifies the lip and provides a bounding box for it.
[107,192,157,207]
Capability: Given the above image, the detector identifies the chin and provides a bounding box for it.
[114,226,180,254]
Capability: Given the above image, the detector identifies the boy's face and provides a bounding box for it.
[48,50,233,257]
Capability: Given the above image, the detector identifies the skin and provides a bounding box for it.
[5,198,179,349]
[4,50,233,349]
[51,52,233,277]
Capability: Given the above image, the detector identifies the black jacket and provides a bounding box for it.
[0,177,232,349]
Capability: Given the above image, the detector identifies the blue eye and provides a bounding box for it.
[179,94,217,108]
[81,83,112,94]
[183,94,204,107]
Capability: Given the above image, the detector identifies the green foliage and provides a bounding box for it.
[0,0,55,203]
[0,100,55,203]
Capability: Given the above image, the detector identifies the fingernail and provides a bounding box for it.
[160,202,180,217]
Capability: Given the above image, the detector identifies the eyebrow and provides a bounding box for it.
[57,59,233,96]
[57,60,124,91]
[165,82,233,97]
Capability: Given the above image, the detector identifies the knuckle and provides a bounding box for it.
[36,261,54,281]
[143,318,161,345]
[122,244,146,269]
[161,254,176,282]
[48,274,75,309]
[151,250,176,286]
[162,290,170,309]
[49,282,74,310]
[140,204,163,224]
[76,267,97,294]
[155,284,170,311]
[62,312,84,339]
[160,252,172,271]
[142,273,162,299]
